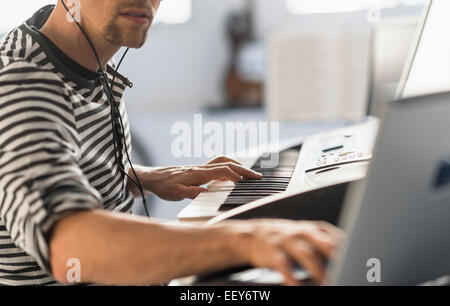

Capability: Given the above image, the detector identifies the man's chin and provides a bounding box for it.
[124,40,146,49]
[104,28,149,49]
[106,38,146,49]
[120,33,148,49]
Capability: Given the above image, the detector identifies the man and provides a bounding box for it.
[0,1,342,286]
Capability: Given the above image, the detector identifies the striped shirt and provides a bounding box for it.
[0,5,135,285]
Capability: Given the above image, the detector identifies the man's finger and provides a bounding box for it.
[203,162,262,179]
[270,249,299,286]
[207,156,242,166]
[283,239,326,285]
[297,230,339,258]
[194,166,243,184]
[315,222,345,241]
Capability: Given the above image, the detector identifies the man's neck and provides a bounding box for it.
[40,3,120,72]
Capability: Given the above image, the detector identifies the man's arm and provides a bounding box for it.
[49,210,245,285]
[49,210,341,285]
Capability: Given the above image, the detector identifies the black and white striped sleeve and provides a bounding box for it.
[0,61,102,274]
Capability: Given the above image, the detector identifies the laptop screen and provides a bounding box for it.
[398,0,450,98]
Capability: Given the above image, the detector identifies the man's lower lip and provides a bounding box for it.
[120,14,150,25]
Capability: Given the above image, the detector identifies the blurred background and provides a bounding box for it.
[2,0,426,218]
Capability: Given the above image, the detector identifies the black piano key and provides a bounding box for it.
[229,187,287,191]
[232,183,288,187]
[225,194,281,200]
[223,201,268,206]
[237,181,290,185]
[226,194,278,199]
[229,188,282,193]
[254,171,294,175]
[240,178,291,182]
[253,167,294,171]
[225,194,273,199]
[219,204,240,211]
[237,183,289,187]
[254,175,293,179]
[218,148,300,212]
[229,188,284,193]
[228,193,278,197]
[235,185,288,189]
[231,187,288,190]
[222,201,262,207]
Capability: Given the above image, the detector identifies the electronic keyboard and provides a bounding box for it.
[177,118,379,222]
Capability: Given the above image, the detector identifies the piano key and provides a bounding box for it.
[216,148,300,212]
[252,167,295,171]
[237,182,290,186]
[226,193,279,198]
[219,204,240,211]
[241,178,291,182]
[231,186,288,190]
[227,193,279,198]
[229,187,285,192]
[223,200,265,205]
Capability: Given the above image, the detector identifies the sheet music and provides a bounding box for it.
[267,27,372,121]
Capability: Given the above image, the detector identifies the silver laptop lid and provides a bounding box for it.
[328,92,450,285]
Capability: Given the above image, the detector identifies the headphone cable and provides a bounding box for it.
[60,0,150,217]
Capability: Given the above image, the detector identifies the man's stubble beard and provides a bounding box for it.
[103,19,150,49]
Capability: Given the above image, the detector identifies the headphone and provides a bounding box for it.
[60,0,150,217]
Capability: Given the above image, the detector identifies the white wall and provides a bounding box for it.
[122,0,424,112]
[121,0,244,112]
[253,1,423,36]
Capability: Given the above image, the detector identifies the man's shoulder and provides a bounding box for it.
[0,25,65,86]
[0,59,67,91]
[0,26,31,69]
[0,59,73,122]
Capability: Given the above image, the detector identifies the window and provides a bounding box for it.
[286,0,425,15]
[1,0,54,34]
[0,0,192,34]
[155,0,192,25]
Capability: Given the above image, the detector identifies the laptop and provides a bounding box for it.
[328,0,450,284]
[326,91,450,285]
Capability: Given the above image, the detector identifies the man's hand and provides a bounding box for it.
[222,220,344,286]
[131,156,262,201]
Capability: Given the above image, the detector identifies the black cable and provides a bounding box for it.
[60,0,150,216]
[111,49,150,217]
